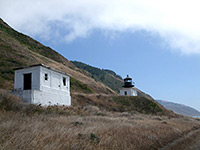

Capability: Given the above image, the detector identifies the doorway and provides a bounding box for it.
[24,73,32,90]
[124,91,127,95]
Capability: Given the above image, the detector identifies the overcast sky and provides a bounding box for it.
[2,0,200,54]
[1,0,200,111]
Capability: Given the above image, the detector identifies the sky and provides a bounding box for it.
[1,0,200,111]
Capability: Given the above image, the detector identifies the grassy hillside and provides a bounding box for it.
[0,18,115,94]
[71,61,123,92]
[1,90,200,150]
[0,18,74,67]
[0,18,171,114]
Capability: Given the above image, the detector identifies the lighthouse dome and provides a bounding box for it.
[123,75,134,87]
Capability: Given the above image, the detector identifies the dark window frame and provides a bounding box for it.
[45,73,48,81]
[63,77,66,86]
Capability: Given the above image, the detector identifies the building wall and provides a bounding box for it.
[13,65,71,106]
[13,90,71,106]
[33,90,71,106]
[12,90,33,103]
[14,66,40,90]
[40,66,70,92]
[36,66,71,106]
[120,88,137,96]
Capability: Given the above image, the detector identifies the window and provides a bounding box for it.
[45,73,48,80]
[63,77,66,86]
[24,73,32,90]
[124,91,127,95]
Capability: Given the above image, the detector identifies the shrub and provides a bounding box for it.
[90,133,100,145]
[72,121,83,126]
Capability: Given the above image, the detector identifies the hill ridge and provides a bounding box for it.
[157,100,200,117]
[71,61,123,92]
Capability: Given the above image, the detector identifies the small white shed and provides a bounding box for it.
[13,64,71,106]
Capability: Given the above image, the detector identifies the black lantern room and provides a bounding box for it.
[123,75,134,88]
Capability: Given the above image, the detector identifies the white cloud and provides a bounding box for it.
[1,0,200,54]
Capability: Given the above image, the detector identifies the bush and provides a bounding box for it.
[90,133,100,145]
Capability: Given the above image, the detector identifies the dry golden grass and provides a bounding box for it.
[1,111,200,150]
[1,90,200,150]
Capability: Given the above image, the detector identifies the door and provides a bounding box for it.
[124,91,127,95]
[24,73,32,90]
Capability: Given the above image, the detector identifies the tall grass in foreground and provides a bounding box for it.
[1,89,200,149]
[1,111,200,150]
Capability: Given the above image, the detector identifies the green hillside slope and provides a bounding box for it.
[0,18,74,67]
[71,61,123,92]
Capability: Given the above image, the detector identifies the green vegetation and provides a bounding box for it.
[90,133,100,145]
[72,121,83,126]
[71,61,123,92]
[112,96,163,114]
[0,19,65,64]
[103,69,122,80]
[0,44,27,89]
[70,77,93,94]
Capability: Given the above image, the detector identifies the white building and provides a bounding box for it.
[13,64,71,106]
[120,75,137,96]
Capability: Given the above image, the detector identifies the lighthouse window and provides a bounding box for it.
[45,73,48,80]
[63,77,66,86]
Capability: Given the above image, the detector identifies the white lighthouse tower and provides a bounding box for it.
[120,75,137,96]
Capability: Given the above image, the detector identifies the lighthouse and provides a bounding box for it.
[120,75,137,96]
